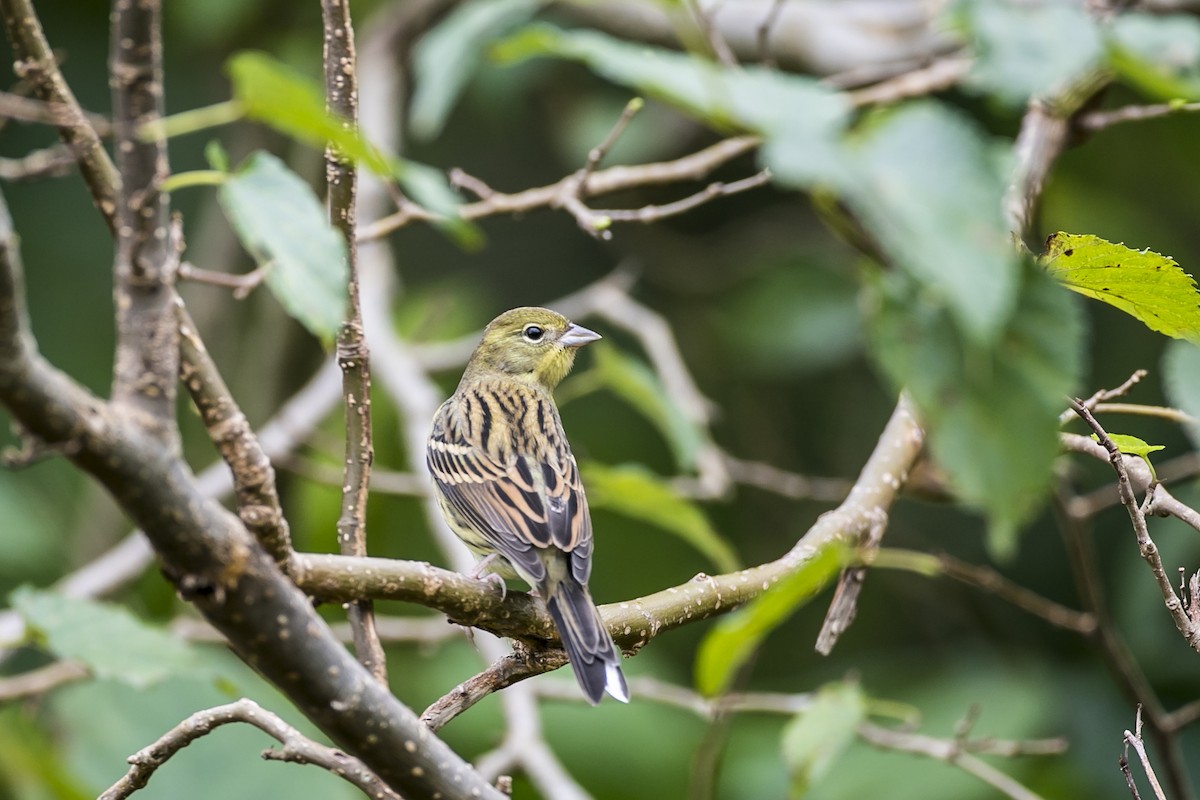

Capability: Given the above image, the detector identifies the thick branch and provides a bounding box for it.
[109,0,178,429]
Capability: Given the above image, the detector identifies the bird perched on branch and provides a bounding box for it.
[427,307,629,704]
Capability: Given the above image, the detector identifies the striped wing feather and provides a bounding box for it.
[427,382,593,587]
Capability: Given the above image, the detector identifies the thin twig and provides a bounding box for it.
[1123,707,1168,800]
[357,136,762,242]
[324,0,387,686]
[98,698,401,800]
[177,301,293,565]
[1079,101,1200,133]
[0,659,89,701]
[596,170,771,225]
[755,0,787,68]
[846,56,971,108]
[1069,401,1200,652]
[0,0,119,226]
[719,455,852,503]
[1059,369,1148,425]
[0,143,76,181]
[178,261,271,299]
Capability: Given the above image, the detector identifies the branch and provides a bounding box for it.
[0,659,88,701]
[1067,402,1200,652]
[1122,707,1168,800]
[1078,101,1200,134]
[291,394,925,682]
[177,302,292,564]
[109,0,178,427]
[98,698,401,800]
[357,136,761,242]
[0,143,76,181]
[0,0,118,226]
[323,0,387,686]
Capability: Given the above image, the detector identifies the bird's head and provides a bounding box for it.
[464,307,601,390]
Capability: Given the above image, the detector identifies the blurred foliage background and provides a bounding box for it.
[3,0,1200,798]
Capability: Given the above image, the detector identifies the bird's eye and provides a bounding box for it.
[522,324,545,342]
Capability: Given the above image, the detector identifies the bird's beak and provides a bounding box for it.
[560,323,602,348]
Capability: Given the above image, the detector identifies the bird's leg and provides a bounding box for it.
[469,554,508,601]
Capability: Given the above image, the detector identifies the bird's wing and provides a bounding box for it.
[427,390,592,586]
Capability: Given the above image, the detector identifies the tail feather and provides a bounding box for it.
[545,579,628,704]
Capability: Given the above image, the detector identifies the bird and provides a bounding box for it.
[426,307,629,705]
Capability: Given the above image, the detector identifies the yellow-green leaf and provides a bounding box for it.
[582,463,737,573]
[694,542,844,697]
[781,680,866,797]
[1091,432,1165,481]
[1041,232,1200,342]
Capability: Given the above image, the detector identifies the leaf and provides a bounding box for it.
[843,103,1018,345]
[590,344,704,470]
[410,0,543,140]
[781,681,867,797]
[1108,13,1200,101]
[1163,340,1200,448]
[955,0,1104,106]
[1041,232,1200,342]
[227,51,390,172]
[218,151,348,342]
[11,587,213,689]
[694,542,844,697]
[1092,433,1165,481]
[495,24,851,184]
[226,52,473,242]
[582,463,738,573]
[869,264,1084,558]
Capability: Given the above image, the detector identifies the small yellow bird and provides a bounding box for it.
[427,307,628,704]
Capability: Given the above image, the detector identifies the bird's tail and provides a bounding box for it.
[545,578,629,705]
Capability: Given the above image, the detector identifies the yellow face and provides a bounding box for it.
[467,307,601,389]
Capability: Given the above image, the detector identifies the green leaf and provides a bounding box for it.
[781,681,867,797]
[204,139,230,172]
[590,344,704,470]
[869,264,1084,558]
[1091,432,1165,481]
[955,0,1104,106]
[844,103,1018,345]
[694,542,844,697]
[1041,232,1200,342]
[1163,339,1200,448]
[11,587,212,689]
[218,151,348,342]
[227,51,389,173]
[226,52,473,243]
[495,24,850,184]
[1108,14,1200,101]
[410,0,543,140]
[582,463,738,573]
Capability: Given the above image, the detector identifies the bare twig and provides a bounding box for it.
[98,698,401,800]
[172,613,458,646]
[324,0,387,686]
[755,0,787,68]
[686,0,739,68]
[1068,401,1200,652]
[178,261,271,299]
[816,516,885,654]
[1059,369,1148,425]
[0,0,118,225]
[934,552,1097,635]
[0,659,89,701]
[357,136,762,242]
[858,723,1056,800]
[720,455,852,503]
[846,56,971,108]
[177,302,293,565]
[596,170,771,225]
[1122,707,1168,800]
[0,89,109,131]
[1079,101,1200,134]
[421,646,569,732]
[0,143,76,181]
[275,453,428,496]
